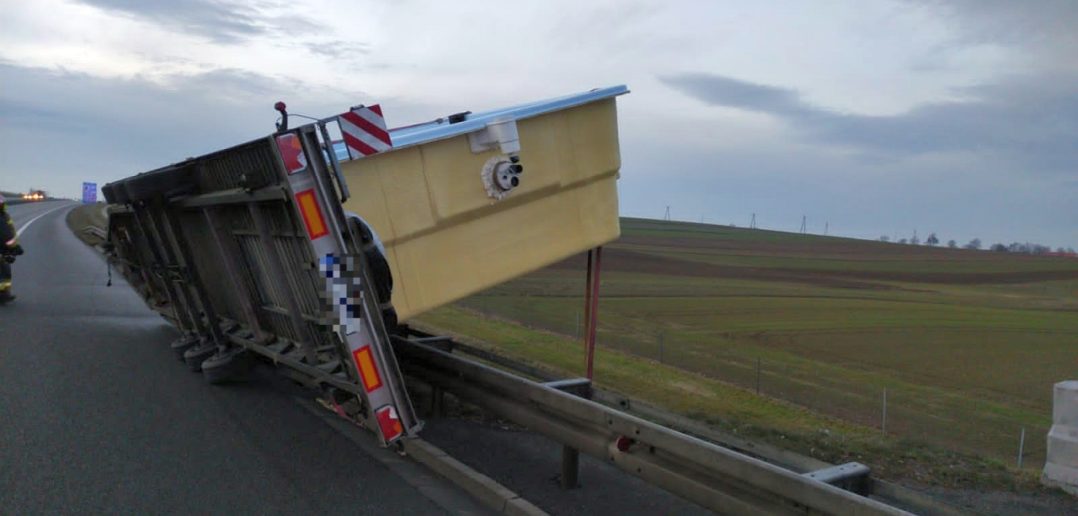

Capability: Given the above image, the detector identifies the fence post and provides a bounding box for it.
[755,358,761,395]
[1017,427,1026,468]
[658,331,664,364]
[882,388,888,435]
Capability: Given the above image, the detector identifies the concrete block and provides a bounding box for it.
[1043,381,1078,495]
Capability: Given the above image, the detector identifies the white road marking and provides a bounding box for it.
[15,203,72,238]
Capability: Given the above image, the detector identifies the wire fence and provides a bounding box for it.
[633,328,1050,472]
[464,300,1052,473]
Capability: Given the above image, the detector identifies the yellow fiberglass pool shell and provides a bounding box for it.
[336,86,628,321]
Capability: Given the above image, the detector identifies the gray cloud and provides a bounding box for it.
[660,72,1078,173]
[296,40,375,71]
[0,61,443,199]
[75,0,322,43]
[902,1,1078,76]
[907,0,1078,49]
[0,63,348,192]
[661,74,809,117]
[301,40,371,60]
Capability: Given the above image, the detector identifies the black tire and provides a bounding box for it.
[348,216,396,330]
[170,335,200,360]
[183,342,217,372]
[201,348,250,385]
[382,306,400,335]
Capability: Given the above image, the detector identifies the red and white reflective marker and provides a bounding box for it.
[338,105,393,158]
[275,134,307,174]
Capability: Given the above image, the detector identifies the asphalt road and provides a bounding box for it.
[0,201,487,515]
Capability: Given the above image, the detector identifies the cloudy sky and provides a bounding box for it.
[1,0,1075,248]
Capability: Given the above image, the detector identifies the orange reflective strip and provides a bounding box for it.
[352,345,383,392]
[295,189,328,240]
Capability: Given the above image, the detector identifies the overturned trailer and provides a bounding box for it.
[101,86,926,515]
[102,86,628,446]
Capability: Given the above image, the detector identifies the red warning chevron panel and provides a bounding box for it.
[338,105,392,158]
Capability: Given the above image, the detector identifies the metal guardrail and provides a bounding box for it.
[81,225,106,240]
[391,333,911,515]
[396,330,962,515]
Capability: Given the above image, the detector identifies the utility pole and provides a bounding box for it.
[664,206,671,221]
[799,215,807,234]
[824,221,829,236]
[750,213,757,229]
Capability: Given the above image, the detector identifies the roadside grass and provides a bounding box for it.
[65,202,108,247]
[413,304,1043,492]
[413,217,1078,489]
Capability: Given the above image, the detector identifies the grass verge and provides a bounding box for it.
[415,303,1051,494]
[65,202,108,247]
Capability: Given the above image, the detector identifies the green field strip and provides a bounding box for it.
[415,305,1048,484]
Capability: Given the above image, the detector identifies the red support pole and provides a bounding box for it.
[583,250,593,343]
[584,246,603,380]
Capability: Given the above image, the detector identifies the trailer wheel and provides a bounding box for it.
[170,334,200,360]
[183,342,217,372]
[202,348,250,385]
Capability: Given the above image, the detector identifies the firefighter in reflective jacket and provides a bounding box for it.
[0,194,24,302]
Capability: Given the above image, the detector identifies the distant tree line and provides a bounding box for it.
[878,233,1075,255]
[988,242,1075,255]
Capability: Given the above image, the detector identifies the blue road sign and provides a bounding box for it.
[82,182,97,204]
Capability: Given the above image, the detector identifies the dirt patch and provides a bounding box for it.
[551,245,1078,287]
[549,248,901,290]
[65,202,108,247]
[783,266,1078,285]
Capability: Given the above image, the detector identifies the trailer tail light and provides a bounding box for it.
[352,345,384,392]
[375,405,404,442]
[294,189,328,240]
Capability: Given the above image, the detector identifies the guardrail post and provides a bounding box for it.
[430,385,445,417]
[561,446,580,489]
[545,378,593,490]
